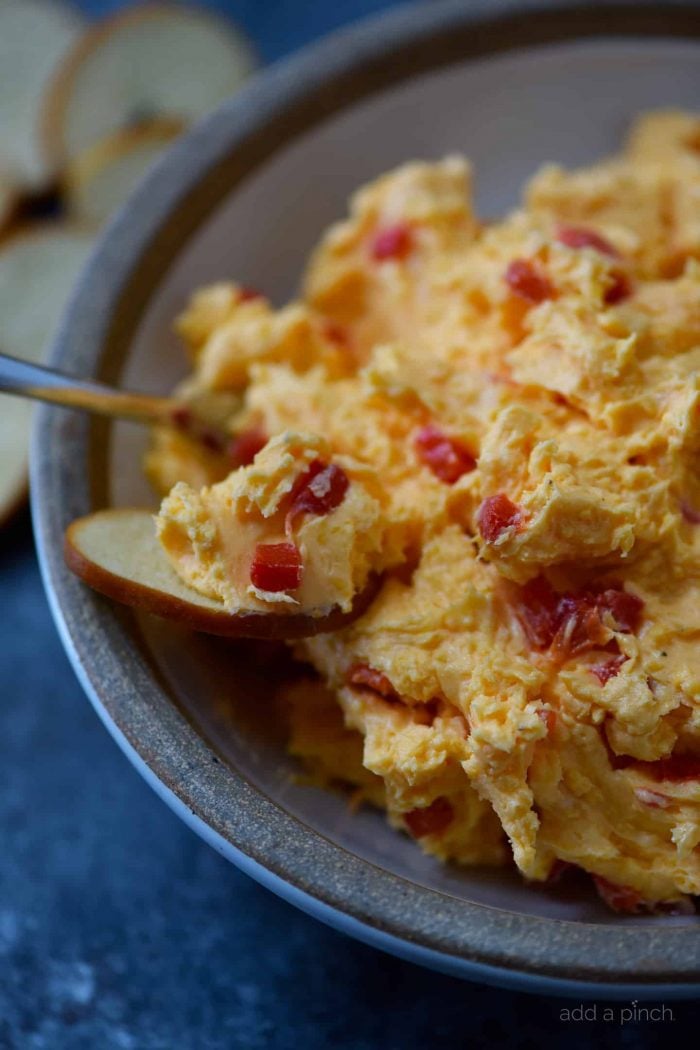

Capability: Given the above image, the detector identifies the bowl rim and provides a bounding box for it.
[31,0,700,995]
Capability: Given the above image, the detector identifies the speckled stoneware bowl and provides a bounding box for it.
[32,0,700,997]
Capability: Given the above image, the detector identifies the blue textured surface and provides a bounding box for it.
[2,2,697,1046]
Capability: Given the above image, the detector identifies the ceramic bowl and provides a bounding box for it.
[32,0,700,997]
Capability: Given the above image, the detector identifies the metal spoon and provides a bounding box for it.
[0,351,234,451]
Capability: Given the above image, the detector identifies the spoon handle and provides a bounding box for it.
[0,351,177,425]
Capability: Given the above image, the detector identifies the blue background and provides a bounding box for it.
[2,1,696,1046]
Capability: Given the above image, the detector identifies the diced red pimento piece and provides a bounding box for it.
[604,270,632,305]
[170,405,192,430]
[556,225,619,258]
[228,427,268,467]
[632,754,700,783]
[404,797,454,838]
[680,500,700,524]
[477,493,523,542]
[504,258,554,304]
[322,320,350,346]
[346,663,398,700]
[200,429,226,454]
[516,576,560,649]
[414,425,477,484]
[250,542,302,592]
[553,594,609,656]
[370,222,414,261]
[169,406,226,454]
[514,576,644,658]
[289,460,349,518]
[634,787,670,809]
[594,588,644,633]
[238,286,265,303]
[591,653,628,684]
[592,875,693,915]
[592,875,646,914]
